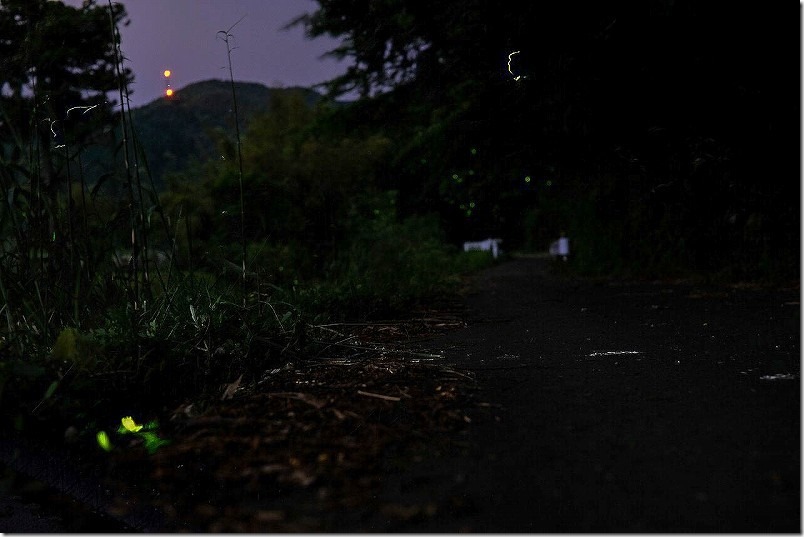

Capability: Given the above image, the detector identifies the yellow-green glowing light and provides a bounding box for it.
[121,416,143,433]
[96,431,112,451]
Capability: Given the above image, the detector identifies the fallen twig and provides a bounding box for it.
[438,367,475,381]
[357,390,401,402]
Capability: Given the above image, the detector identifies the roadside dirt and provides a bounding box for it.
[0,257,799,532]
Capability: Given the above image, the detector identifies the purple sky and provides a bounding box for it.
[63,0,352,107]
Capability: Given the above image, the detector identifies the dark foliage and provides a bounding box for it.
[295,0,798,279]
[123,80,337,189]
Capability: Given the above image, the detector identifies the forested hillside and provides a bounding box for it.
[78,80,337,190]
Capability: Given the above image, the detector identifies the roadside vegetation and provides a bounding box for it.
[0,0,500,448]
[0,0,794,488]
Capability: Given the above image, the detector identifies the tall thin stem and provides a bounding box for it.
[107,0,139,311]
[218,17,247,305]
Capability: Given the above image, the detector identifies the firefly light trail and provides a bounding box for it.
[65,103,103,117]
[51,103,105,148]
[507,50,523,81]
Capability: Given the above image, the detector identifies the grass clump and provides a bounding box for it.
[0,7,500,448]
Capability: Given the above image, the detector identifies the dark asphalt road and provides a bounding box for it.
[374,257,800,532]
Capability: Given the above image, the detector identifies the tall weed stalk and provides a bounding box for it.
[0,2,162,359]
[218,18,248,304]
[107,0,142,312]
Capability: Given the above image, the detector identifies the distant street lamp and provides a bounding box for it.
[164,69,173,97]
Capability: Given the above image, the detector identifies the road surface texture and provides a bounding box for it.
[0,257,798,532]
[371,257,800,532]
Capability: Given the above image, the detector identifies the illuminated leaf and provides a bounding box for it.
[140,432,170,454]
[121,416,143,433]
[96,431,112,451]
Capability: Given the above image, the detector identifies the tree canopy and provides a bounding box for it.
[0,0,135,328]
[0,0,131,157]
[295,0,797,278]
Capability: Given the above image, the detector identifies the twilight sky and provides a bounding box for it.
[63,0,352,107]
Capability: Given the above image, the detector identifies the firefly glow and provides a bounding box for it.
[163,69,171,78]
[120,416,143,433]
[507,50,522,81]
[96,431,112,451]
[65,103,102,117]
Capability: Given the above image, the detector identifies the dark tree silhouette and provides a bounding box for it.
[294,0,797,278]
[0,0,132,185]
[0,0,135,334]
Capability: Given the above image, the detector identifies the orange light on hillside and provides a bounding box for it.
[164,69,174,97]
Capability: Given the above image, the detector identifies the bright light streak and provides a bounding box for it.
[507,50,522,81]
[65,103,102,117]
